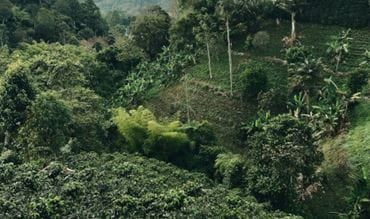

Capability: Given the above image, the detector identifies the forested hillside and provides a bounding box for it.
[1,0,370,218]
[0,0,107,47]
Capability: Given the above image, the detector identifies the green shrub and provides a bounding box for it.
[242,114,323,210]
[29,196,65,218]
[288,57,324,96]
[19,92,71,154]
[0,150,20,164]
[183,121,216,148]
[257,88,288,115]
[284,45,311,64]
[144,121,192,168]
[113,106,154,153]
[215,153,246,188]
[240,63,268,100]
[252,31,270,49]
[193,145,227,176]
[348,69,369,94]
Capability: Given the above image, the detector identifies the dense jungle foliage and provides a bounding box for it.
[1,0,370,218]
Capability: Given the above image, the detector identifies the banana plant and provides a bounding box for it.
[359,49,370,67]
[288,91,310,118]
[326,29,352,72]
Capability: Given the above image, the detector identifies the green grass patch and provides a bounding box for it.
[344,101,370,175]
[187,54,287,93]
[243,20,370,69]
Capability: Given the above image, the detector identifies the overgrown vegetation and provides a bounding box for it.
[1,0,370,218]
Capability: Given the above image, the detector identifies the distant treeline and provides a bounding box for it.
[93,0,173,14]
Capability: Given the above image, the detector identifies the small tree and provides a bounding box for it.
[273,0,307,46]
[218,0,235,95]
[288,56,324,96]
[241,64,268,100]
[242,114,323,209]
[0,71,35,148]
[131,6,171,59]
[195,13,217,79]
[215,153,246,188]
[20,92,71,156]
[326,29,352,72]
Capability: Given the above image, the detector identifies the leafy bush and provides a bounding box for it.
[53,88,106,152]
[326,29,352,71]
[347,69,369,94]
[182,121,216,148]
[252,31,270,48]
[94,38,146,97]
[288,57,324,95]
[240,62,269,100]
[215,153,246,188]
[19,92,71,154]
[131,6,171,58]
[143,121,192,168]
[192,145,227,176]
[242,114,323,210]
[289,78,356,137]
[257,88,288,115]
[284,45,311,64]
[0,150,20,164]
[113,106,154,153]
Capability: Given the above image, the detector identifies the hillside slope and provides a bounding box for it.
[0,152,299,218]
[147,20,370,149]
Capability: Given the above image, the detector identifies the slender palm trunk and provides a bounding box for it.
[206,42,213,79]
[185,73,191,123]
[336,50,342,72]
[226,18,233,96]
[291,12,296,42]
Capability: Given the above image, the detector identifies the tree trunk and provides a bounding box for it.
[336,50,342,72]
[184,73,191,123]
[226,18,233,96]
[291,12,296,42]
[206,42,213,79]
